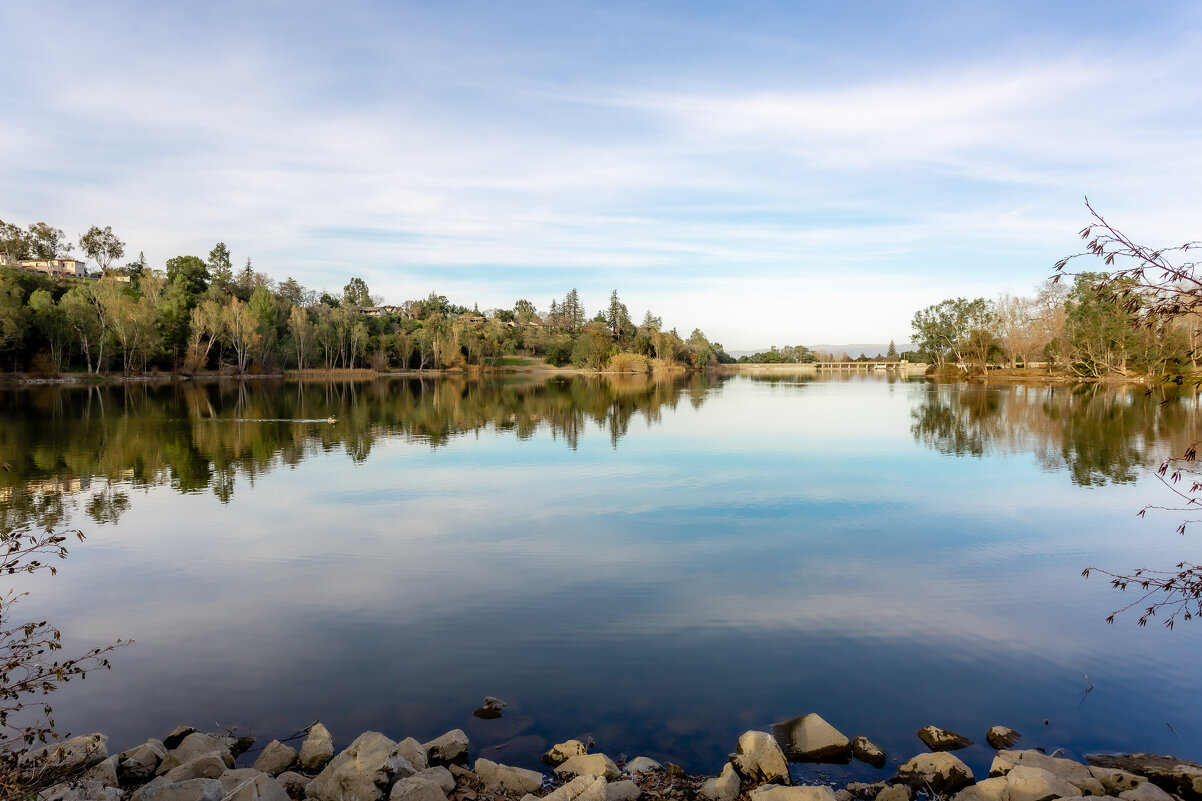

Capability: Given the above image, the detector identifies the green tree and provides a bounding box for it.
[60,287,100,374]
[571,329,613,370]
[606,290,632,338]
[514,298,537,323]
[25,223,72,260]
[0,220,29,260]
[288,305,314,369]
[343,277,373,307]
[78,226,125,274]
[1064,272,1139,377]
[911,297,992,369]
[887,340,899,359]
[28,289,69,373]
[207,242,234,294]
[0,273,30,367]
[165,255,210,298]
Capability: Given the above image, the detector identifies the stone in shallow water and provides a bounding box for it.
[731,730,790,784]
[299,723,336,772]
[894,752,975,795]
[545,740,590,766]
[423,729,469,767]
[852,737,886,769]
[916,726,974,752]
[699,762,741,801]
[985,727,1022,750]
[1086,753,1202,801]
[157,734,233,776]
[253,740,298,777]
[774,714,852,761]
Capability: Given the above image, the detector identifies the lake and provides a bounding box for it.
[2,372,1200,780]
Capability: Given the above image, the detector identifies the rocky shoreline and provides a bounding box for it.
[22,714,1202,801]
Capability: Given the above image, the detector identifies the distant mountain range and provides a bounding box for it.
[729,343,915,359]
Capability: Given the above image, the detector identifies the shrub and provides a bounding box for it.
[606,352,650,373]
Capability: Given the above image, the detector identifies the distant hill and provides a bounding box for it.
[730,343,915,359]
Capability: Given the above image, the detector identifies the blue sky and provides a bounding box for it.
[3,1,1201,349]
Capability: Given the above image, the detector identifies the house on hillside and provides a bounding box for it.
[1,254,90,277]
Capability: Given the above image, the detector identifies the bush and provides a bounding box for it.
[606,352,650,373]
[545,340,573,367]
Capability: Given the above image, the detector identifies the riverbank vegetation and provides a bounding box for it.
[0,219,733,378]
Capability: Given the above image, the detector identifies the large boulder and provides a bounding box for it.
[875,787,911,801]
[423,730,469,767]
[417,767,455,794]
[1004,766,1078,801]
[749,785,838,801]
[952,777,1009,801]
[986,728,1022,751]
[474,758,544,793]
[1121,785,1178,801]
[157,734,234,776]
[774,715,852,761]
[541,774,595,801]
[852,737,886,769]
[1089,767,1146,795]
[992,750,1099,795]
[1086,753,1202,801]
[545,740,590,766]
[916,727,974,752]
[576,776,609,801]
[139,777,227,801]
[731,731,790,785]
[120,740,169,784]
[22,734,110,780]
[299,723,336,772]
[606,779,642,801]
[162,727,198,750]
[306,732,416,801]
[397,738,429,773]
[161,755,228,783]
[276,771,309,800]
[390,776,448,801]
[554,754,620,780]
[699,763,741,801]
[253,740,298,776]
[220,769,291,801]
[625,757,662,776]
[894,752,975,795]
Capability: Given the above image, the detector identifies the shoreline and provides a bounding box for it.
[26,716,1202,801]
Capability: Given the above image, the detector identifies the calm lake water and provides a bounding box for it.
[3,373,1201,779]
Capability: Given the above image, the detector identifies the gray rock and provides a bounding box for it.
[219,769,290,801]
[624,757,662,776]
[576,776,608,801]
[542,774,596,801]
[423,730,469,768]
[836,791,854,801]
[417,767,456,794]
[1088,767,1145,795]
[748,785,838,801]
[992,750,1096,794]
[774,714,852,761]
[253,740,298,777]
[875,786,911,801]
[1120,785,1177,801]
[1086,753,1202,801]
[390,776,447,801]
[986,728,1022,751]
[157,734,234,776]
[275,771,309,800]
[83,755,120,787]
[163,728,198,751]
[306,732,415,801]
[447,765,476,783]
[852,737,886,769]
[155,778,227,801]
[162,755,228,783]
[23,734,110,779]
[545,740,590,766]
[40,779,123,801]
[731,731,790,785]
[916,726,974,753]
[845,782,888,799]
[952,777,1009,801]
[607,779,642,801]
[555,754,621,781]
[298,723,335,772]
[894,752,975,795]
[214,735,255,759]
[120,740,170,784]
[1005,766,1078,801]
[473,758,544,794]
[398,738,429,773]
[699,763,741,801]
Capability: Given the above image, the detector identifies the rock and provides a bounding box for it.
[157,734,234,775]
[306,732,416,801]
[1086,753,1202,801]
[40,780,124,801]
[992,750,1096,794]
[253,740,298,777]
[875,787,911,801]
[83,755,120,787]
[1121,785,1178,801]
[952,777,1009,801]
[748,785,838,801]
[1005,766,1078,801]
[163,727,198,750]
[774,714,852,761]
[448,765,476,783]
[418,766,456,794]
[120,740,170,784]
[731,731,790,785]
[625,757,662,775]
[916,726,974,752]
[150,777,227,801]
[1089,767,1146,795]
[836,791,854,801]
[215,734,255,759]
[299,723,336,772]
[986,728,1022,751]
[545,740,591,766]
[699,763,741,801]
[607,779,642,801]
[474,758,544,793]
[845,782,888,799]
[542,775,596,801]
[894,752,975,795]
[162,754,229,783]
[22,734,110,779]
[398,738,429,773]
[390,776,448,801]
[423,730,470,768]
[220,769,290,801]
[555,754,621,781]
[276,771,309,800]
[852,737,886,769]
[576,776,608,801]
[473,697,507,720]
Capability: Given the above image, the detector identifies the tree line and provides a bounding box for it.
[0,219,733,376]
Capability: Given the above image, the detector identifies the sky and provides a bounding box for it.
[2,1,1201,350]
